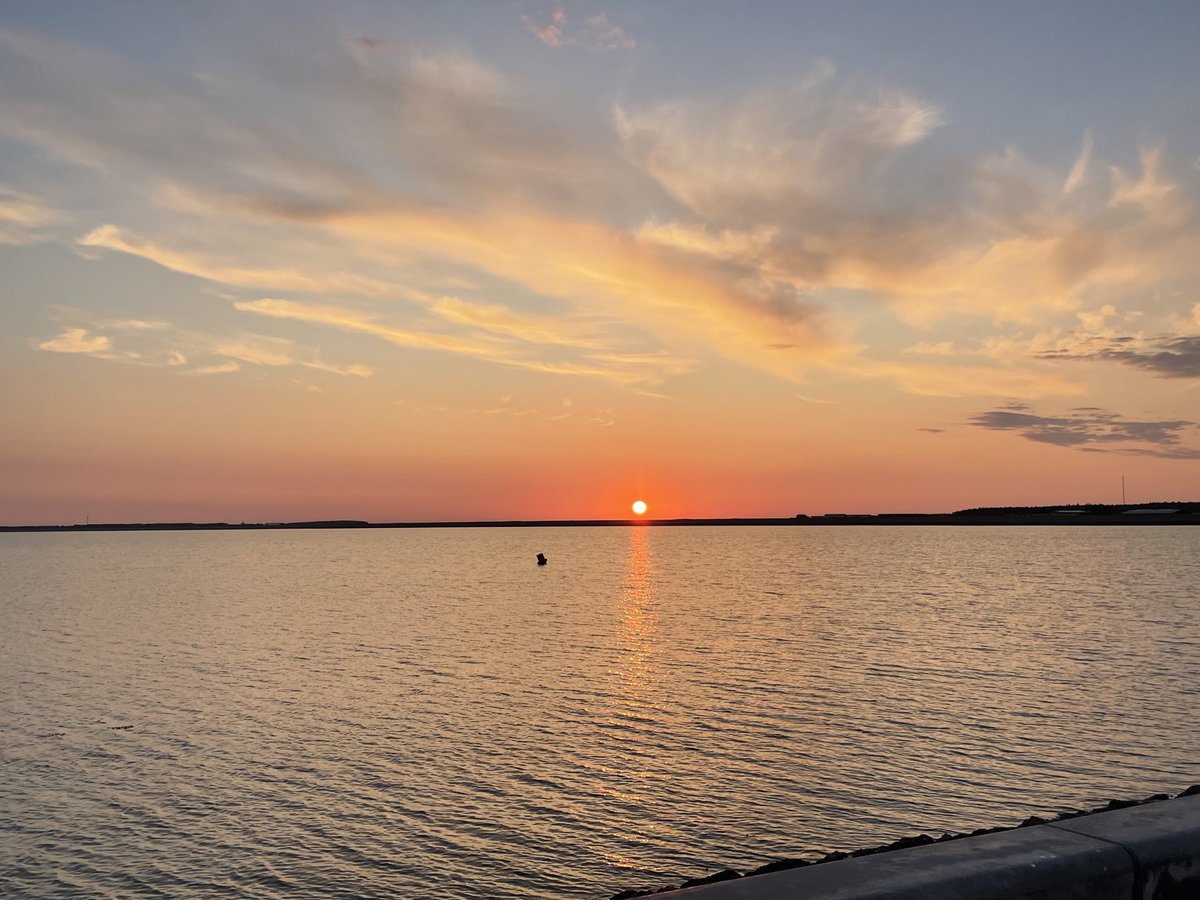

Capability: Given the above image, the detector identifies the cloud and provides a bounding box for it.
[428,296,611,350]
[37,328,112,355]
[0,186,60,244]
[77,224,394,296]
[36,314,372,379]
[212,332,374,376]
[968,404,1200,459]
[903,340,957,356]
[1063,130,1092,193]
[303,360,374,378]
[1038,333,1200,378]
[213,335,297,368]
[616,73,1200,331]
[523,6,566,47]
[189,361,241,375]
[0,27,369,211]
[8,22,1200,405]
[1,24,624,220]
[523,6,635,50]
[400,391,614,425]
[614,65,944,221]
[234,297,690,386]
[861,360,1081,398]
[1109,146,1182,222]
[309,205,841,378]
[579,13,636,51]
[636,221,780,261]
[0,28,952,391]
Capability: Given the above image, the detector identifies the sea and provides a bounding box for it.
[1,525,1197,898]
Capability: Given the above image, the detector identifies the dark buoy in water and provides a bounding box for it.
[536,552,548,566]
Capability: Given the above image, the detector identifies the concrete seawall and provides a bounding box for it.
[648,794,1200,900]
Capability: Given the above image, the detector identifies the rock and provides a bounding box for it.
[748,858,810,877]
[890,834,935,850]
[679,869,741,889]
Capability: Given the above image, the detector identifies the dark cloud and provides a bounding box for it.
[918,427,945,433]
[1039,335,1200,378]
[968,406,1200,459]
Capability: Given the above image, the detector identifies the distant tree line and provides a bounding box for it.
[951,502,1200,516]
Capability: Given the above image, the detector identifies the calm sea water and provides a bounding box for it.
[1,526,1197,898]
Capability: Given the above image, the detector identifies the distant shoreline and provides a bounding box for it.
[3,511,1199,532]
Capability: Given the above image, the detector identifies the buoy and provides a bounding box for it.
[536,552,547,566]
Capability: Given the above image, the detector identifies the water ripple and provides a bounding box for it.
[1,525,1197,897]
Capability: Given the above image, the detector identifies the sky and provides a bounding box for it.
[2,1,1199,524]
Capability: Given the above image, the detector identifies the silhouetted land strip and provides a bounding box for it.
[609,785,1200,899]
[2,504,1199,532]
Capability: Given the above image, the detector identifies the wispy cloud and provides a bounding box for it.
[614,63,944,218]
[77,224,393,296]
[902,340,957,357]
[36,316,372,379]
[0,186,60,244]
[38,327,111,355]
[579,13,636,51]
[188,361,241,376]
[400,393,615,426]
[860,360,1081,398]
[523,6,566,47]
[1063,130,1092,193]
[969,403,1200,459]
[523,5,635,50]
[0,27,367,218]
[428,296,611,350]
[235,298,689,387]
[352,36,388,52]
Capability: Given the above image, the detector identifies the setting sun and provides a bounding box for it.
[632,500,648,516]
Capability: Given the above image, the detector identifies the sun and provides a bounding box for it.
[631,500,648,516]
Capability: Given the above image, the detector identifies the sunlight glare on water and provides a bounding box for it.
[1,526,1197,898]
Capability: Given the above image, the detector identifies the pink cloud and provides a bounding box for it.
[523,6,635,50]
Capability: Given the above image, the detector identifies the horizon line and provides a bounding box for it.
[3,503,1200,532]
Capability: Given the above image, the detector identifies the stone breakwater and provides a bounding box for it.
[610,785,1200,899]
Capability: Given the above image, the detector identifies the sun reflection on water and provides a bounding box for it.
[616,527,659,699]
